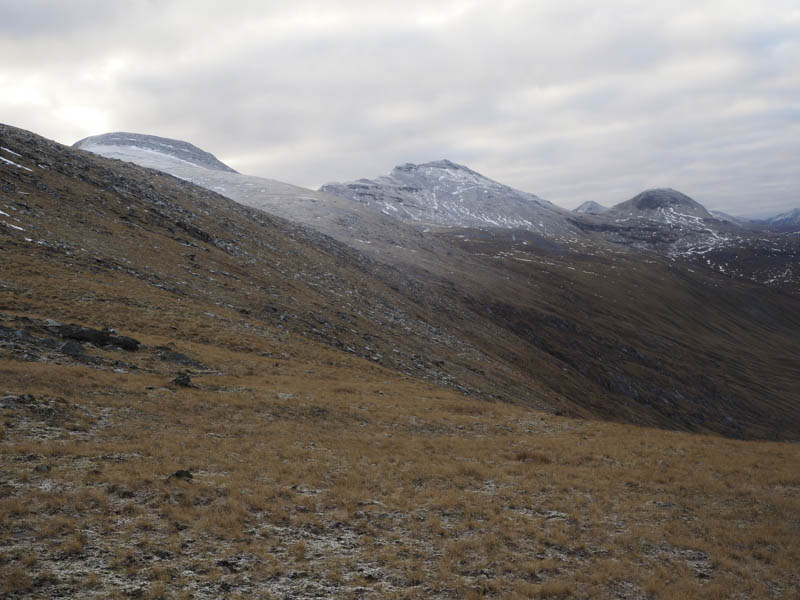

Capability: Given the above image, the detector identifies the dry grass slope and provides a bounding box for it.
[1,123,799,598]
[2,342,799,598]
[3,123,800,439]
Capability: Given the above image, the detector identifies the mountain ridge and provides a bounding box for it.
[71,130,800,296]
[71,131,470,272]
[321,159,580,237]
[760,207,800,231]
[5,123,800,439]
[74,131,238,173]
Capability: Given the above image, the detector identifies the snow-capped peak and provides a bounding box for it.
[73,132,237,173]
[573,201,608,215]
[321,160,578,236]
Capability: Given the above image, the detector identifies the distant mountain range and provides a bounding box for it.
[74,132,798,238]
[73,131,800,296]
[757,207,800,231]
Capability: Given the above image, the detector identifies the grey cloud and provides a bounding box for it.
[0,1,798,217]
[0,1,122,37]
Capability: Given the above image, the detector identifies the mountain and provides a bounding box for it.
[570,187,733,259]
[74,129,800,298]
[606,188,713,222]
[74,132,239,173]
[321,160,579,237]
[568,189,800,293]
[4,122,799,599]
[73,133,470,272]
[709,209,747,226]
[4,122,798,439]
[573,200,608,214]
[762,207,800,231]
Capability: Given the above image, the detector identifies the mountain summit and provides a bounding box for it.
[573,200,608,214]
[74,132,238,173]
[321,160,578,236]
[609,188,712,221]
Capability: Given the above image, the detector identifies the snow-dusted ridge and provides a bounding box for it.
[71,131,461,264]
[760,207,800,231]
[321,160,579,236]
[71,131,799,295]
[573,201,608,215]
[74,132,238,173]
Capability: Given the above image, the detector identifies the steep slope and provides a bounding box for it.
[434,226,800,439]
[4,124,555,408]
[321,160,579,237]
[73,133,455,271]
[6,124,800,439]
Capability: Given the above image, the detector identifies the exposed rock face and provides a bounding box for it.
[321,160,579,236]
[57,324,140,351]
[74,132,238,173]
[171,373,192,387]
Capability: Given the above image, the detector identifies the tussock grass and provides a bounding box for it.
[1,339,798,598]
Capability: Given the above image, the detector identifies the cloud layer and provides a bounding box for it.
[2,0,798,216]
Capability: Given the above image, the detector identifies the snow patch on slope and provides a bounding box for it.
[0,155,32,171]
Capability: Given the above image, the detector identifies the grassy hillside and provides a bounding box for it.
[1,124,799,597]
[2,333,799,598]
[433,228,800,438]
[4,124,800,439]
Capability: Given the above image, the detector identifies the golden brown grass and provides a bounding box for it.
[0,136,798,597]
[2,333,799,598]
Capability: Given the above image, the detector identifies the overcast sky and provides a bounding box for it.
[1,1,798,216]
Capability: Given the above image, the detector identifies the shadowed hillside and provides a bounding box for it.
[64,126,800,439]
